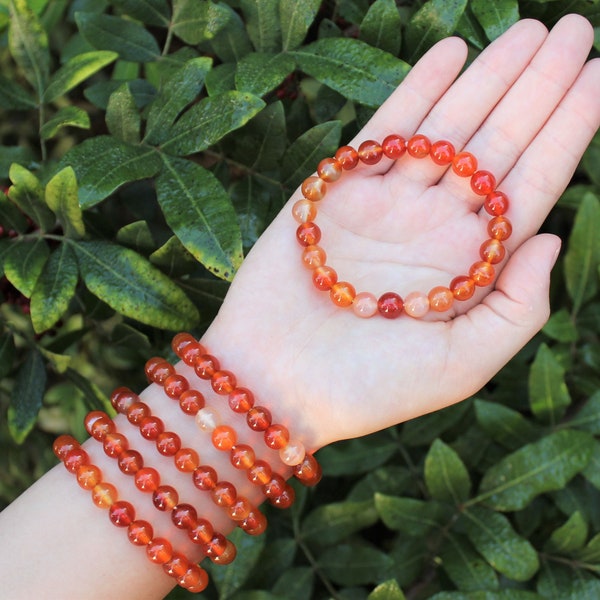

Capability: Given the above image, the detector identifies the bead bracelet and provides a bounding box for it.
[53,435,208,593]
[293,134,512,319]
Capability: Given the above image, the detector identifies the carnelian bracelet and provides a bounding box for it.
[293,134,511,319]
[53,435,209,593]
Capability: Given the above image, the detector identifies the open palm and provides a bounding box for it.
[202,15,600,450]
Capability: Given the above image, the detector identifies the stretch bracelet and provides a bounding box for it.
[293,134,511,319]
[53,435,208,593]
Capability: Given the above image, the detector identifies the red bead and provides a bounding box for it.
[171,332,195,355]
[211,370,236,395]
[146,538,173,564]
[194,353,220,379]
[188,518,214,545]
[139,415,164,440]
[247,406,272,431]
[127,519,153,545]
[247,460,272,485]
[156,431,181,456]
[53,434,78,460]
[108,500,135,527]
[382,134,406,159]
[377,292,403,319]
[134,467,160,492]
[484,190,509,216]
[488,216,512,241]
[103,432,128,458]
[428,286,454,313]
[301,244,326,269]
[358,140,383,164]
[172,333,206,363]
[145,357,174,384]
[228,497,252,521]
[231,444,255,469]
[294,453,322,486]
[330,281,356,307]
[480,238,506,264]
[212,540,237,565]
[171,503,198,530]
[92,482,118,508]
[84,411,115,441]
[63,447,89,473]
[452,151,477,177]
[193,465,218,491]
[471,170,496,196]
[179,389,205,415]
[241,510,267,535]
[301,176,327,202]
[317,157,342,182]
[334,145,359,170]
[450,276,476,301]
[296,221,321,246]
[270,485,295,509]
[430,140,455,165]
[118,449,144,475]
[153,485,179,511]
[211,481,237,507]
[76,463,102,490]
[212,425,237,450]
[264,423,290,450]
[263,474,286,499]
[407,134,431,158]
[110,387,138,414]
[178,564,209,593]
[174,447,200,472]
[127,401,150,425]
[163,552,190,578]
[205,533,228,558]
[163,373,189,399]
[469,261,495,287]
[228,387,254,413]
[312,265,338,291]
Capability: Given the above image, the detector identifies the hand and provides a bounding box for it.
[203,15,600,449]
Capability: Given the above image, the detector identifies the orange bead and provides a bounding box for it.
[171,503,198,529]
[139,415,164,440]
[135,467,160,492]
[334,145,359,170]
[179,389,204,415]
[317,157,342,182]
[231,444,255,469]
[301,176,326,201]
[450,276,476,301]
[407,134,431,158]
[171,332,196,357]
[174,447,200,472]
[452,151,477,177]
[92,482,118,508]
[180,342,206,366]
[430,140,455,165]
[188,518,214,545]
[127,401,150,425]
[127,519,153,546]
[403,291,430,318]
[163,552,190,578]
[84,411,115,441]
[109,500,135,527]
[110,387,138,414]
[212,425,237,451]
[330,281,356,307]
[205,532,228,558]
[382,134,406,159]
[312,265,337,291]
[212,540,237,565]
[156,431,181,456]
[378,292,403,319]
[146,538,173,564]
[194,353,220,379]
[480,238,505,264]
[294,453,322,486]
[247,406,272,431]
[247,460,272,485]
[471,170,496,196]
[153,485,179,511]
[53,434,78,460]
[76,463,102,490]
[211,481,237,507]
[469,261,495,286]
[428,286,454,312]
[103,432,128,458]
[193,465,218,491]
[228,387,254,413]
[164,373,189,399]
[296,221,321,246]
[301,244,326,269]
[178,564,209,593]
[211,370,236,395]
[280,439,306,466]
[270,485,295,509]
[292,198,317,223]
[118,449,144,475]
[241,510,267,535]
[488,216,512,241]
[64,447,89,473]
[484,190,509,216]
[358,140,383,164]
[264,423,289,449]
[228,497,252,521]
[263,473,286,499]
[145,357,174,384]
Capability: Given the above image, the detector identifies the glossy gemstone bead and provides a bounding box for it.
[428,286,454,312]
[352,291,378,318]
[228,497,252,521]
[211,370,236,395]
[484,190,509,216]
[171,332,196,357]
[109,500,135,527]
[471,170,496,196]
[430,140,455,165]
[134,467,160,493]
[480,238,505,264]
[146,538,173,564]
[296,222,321,247]
[179,389,205,415]
[76,463,102,490]
[358,140,383,164]
[330,281,356,307]
[139,416,164,440]
[312,265,338,291]
[247,460,272,485]
[293,453,322,486]
[263,474,286,499]
[195,406,221,432]
[178,340,206,366]
[452,151,477,177]
[301,176,326,201]
[127,402,150,426]
[156,431,181,456]
[205,532,228,558]
[377,292,403,319]
[403,291,430,318]
[247,406,272,432]
[64,447,89,473]
[53,435,78,460]
[177,564,209,593]
[488,216,512,241]
[194,354,220,379]
[264,424,290,449]
[270,485,295,509]
[334,145,359,170]
[382,134,406,159]
[241,510,267,535]
[163,552,190,578]
[450,276,476,301]
[301,244,326,269]
[212,425,237,451]
[230,444,255,469]
[407,134,431,158]
[127,520,153,546]
[153,485,179,511]
[171,503,198,530]
[164,374,189,399]
[228,387,254,413]
[211,481,237,507]
[317,157,342,182]
[292,198,317,223]
[110,387,138,414]
[118,449,144,475]
[280,439,306,466]
[193,465,218,491]
[174,447,200,472]
[84,411,115,441]
[212,540,237,565]
[92,482,118,509]
[469,261,495,286]
[145,357,174,384]
[188,518,214,545]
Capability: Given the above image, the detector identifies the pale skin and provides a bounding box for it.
[0,14,599,600]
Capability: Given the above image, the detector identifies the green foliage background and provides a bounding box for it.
[0,0,599,598]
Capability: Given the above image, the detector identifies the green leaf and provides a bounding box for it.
[230,176,271,251]
[564,193,600,314]
[404,0,468,63]
[545,511,588,554]
[205,62,236,95]
[368,579,406,600]
[105,83,140,144]
[470,0,520,41]
[75,12,160,63]
[4,237,50,297]
[85,78,156,110]
[360,0,402,55]
[156,155,243,281]
[575,532,600,563]
[45,166,85,239]
[462,506,539,581]
[8,348,46,443]
[0,190,28,233]
[8,0,50,96]
[476,429,594,511]
[272,567,314,600]
[235,52,295,97]
[293,38,410,108]
[0,73,36,109]
[61,136,162,208]
[240,0,281,53]
[116,220,155,254]
[43,50,118,103]
[542,308,579,342]
[401,400,472,446]
[375,494,447,536]
[39,105,90,140]
[0,332,16,379]
[209,7,254,63]
[171,0,232,44]
[424,439,471,504]
[110,0,171,27]
[30,244,78,334]
[528,343,571,425]
[582,439,600,490]
[73,239,199,330]
[149,236,197,277]
[431,592,540,600]
[143,56,212,146]
[8,163,55,232]
[160,91,265,157]
[318,543,394,586]
[569,390,600,434]
[280,0,321,51]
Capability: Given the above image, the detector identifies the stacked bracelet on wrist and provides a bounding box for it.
[54,332,321,594]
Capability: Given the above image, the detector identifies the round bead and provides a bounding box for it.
[334,145,359,170]
[91,482,118,509]
[103,432,129,458]
[264,423,290,449]
[195,406,221,432]
[480,238,506,264]
[64,447,89,473]
[139,415,164,440]
[430,140,455,165]
[211,370,236,395]
[76,463,102,490]
[145,357,174,384]
[188,518,213,545]
[156,431,181,456]
[163,374,189,399]
[407,134,431,158]
[247,460,272,485]
[312,265,338,291]
[293,453,322,486]
[179,389,204,415]
[171,332,195,357]
[279,439,306,466]
[469,261,495,287]
[110,387,137,414]
[247,406,272,432]
[358,140,383,164]
[484,190,509,216]
[296,221,321,247]
[174,447,200,472]
[352,291,378,318]
[193,465,218,491]
[403,291,430,318]
[127,520,153,545]
[428,286,454,313]
[205,533,228,558]
[292,198,317,223]
[212,425,237,451]
[450,276,476,301]
[108,500,135,527]
[163,552,190,578]
[382,134,406,159]
[178,564,209,593]
[228,387,254,413]
[84,411,115,441]
[53,435,78,461]
[126,401,150,426]
[241,510,267,535]
[146,538,173,565]
[118,449,144,475]
[471,170,496,196]
[211,481,237,507]
[452,151,477,177]
[230,444,255,469]
[228,497,252,521]
[134,467,160,492]
[270,485,295,509]
[317,157,343,182]
[301,244,326,269]
[330,281,356,307]
[301,176,326,201]
[212,540,237,565]
[263,474,286,499]
[153,485,179,511]
[488,216,512,241]
[194,354,220,379]
[377,292,403,319]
